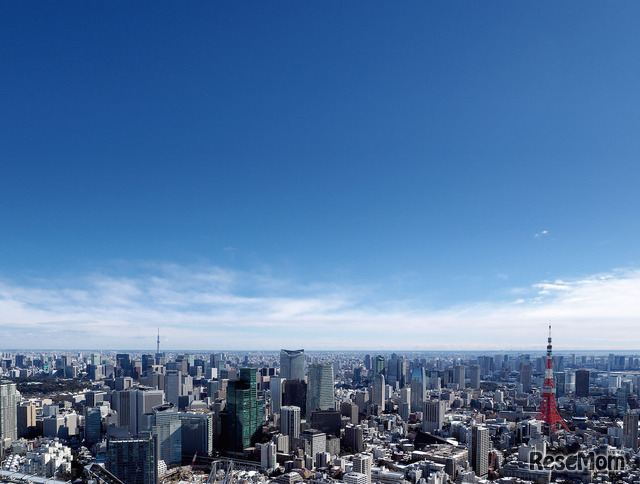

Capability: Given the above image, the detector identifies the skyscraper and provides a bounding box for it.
[470,364,481,390]
[520,361,532,394]
[112,388,164,436]
[271,376,285,415]
[617,387,629,415]
[453,365,465,388]
[470,425,489,478]
[106,437,156,484]
[179,412,214,457]
[283,379,307,417]
[373,355,385,376]
[423,400,446,433]
[17,401,37,439]
[280,406,301,444]
[307,363,334,419]
[372,374,385,409]
[151,403,182,466]
[0,381,18,442]
[387,354,406,387]
[280,349,305,380]
[165,370,182,407]
[575,369,590,397]
[222,368,264,451]
[410,373,425,413]
[84,407,103,446]
[623,411,639,451]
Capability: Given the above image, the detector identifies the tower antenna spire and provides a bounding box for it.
[156,328,160,356]
[535,323,569,433]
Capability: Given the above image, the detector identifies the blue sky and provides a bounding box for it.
[2,1,640,350]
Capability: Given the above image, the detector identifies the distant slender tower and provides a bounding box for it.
[535,324,569,433]
[156,328,160,356]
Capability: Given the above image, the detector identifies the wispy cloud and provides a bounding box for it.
[534,230,549,238]
[0,265,639,351]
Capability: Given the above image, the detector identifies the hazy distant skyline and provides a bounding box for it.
[2,2,640,350]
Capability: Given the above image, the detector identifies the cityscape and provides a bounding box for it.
[3,1,640,484]
[1,328,640,484]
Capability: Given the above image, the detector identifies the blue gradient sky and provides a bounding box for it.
[2,1,640,350]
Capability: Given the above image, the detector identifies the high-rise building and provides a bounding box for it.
[306,363,334,419]
[210,353,226,375]
[387,354,406,387]
[112,388,164,436]
[520,362,532,393]
[283,379,307,417]
[280,406,301,444]
[623,411,639,451]
[554,371,566,397]
[221,368,264,451]
[470,364,481,390]
[165,370,182,407]
[410,374,425,413]
[258,441,277,470]
[353,452,373,484]
[617,387,629,415]
[17,401,37,439]
[576,369,590,397]
[340,401,359,424]
[423,400,446,433]
[372,374,385,409]
[373,356,385,376]
[179,412,213,457]
[310,409,341,437]
[344,425,365,453]
[300,429,326,460]
[151,403,182,466]
[453,365,465,388]
[84,407,103,446]
[271,376,285,415]
[470,425,489,478]
[0,381,18,443]
[106,437,156,484]
[280,350,305,380]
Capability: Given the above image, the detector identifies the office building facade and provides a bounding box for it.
[280,349,305,380]
[307,363,334,419]
[0,381,18,442]
[222,368,264,452]
[470,425,489,478]
[106,437,156,484]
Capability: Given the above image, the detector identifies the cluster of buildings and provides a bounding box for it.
[0,337,639,484]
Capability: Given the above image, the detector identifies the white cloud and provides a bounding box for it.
[0,265,639,350]
[534,230,549,238]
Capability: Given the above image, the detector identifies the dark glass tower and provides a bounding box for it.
[106,437,156,484]
[222,368,264,452]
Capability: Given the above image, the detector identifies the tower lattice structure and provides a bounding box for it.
[535,324,569,433]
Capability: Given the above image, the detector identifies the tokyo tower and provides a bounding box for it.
[535,324,569,433]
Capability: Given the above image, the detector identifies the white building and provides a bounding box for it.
[23,440,72,478]
[352,452,373,484]
[344,471,368,484]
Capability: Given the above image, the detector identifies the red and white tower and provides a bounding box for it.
[535,324,569,433]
